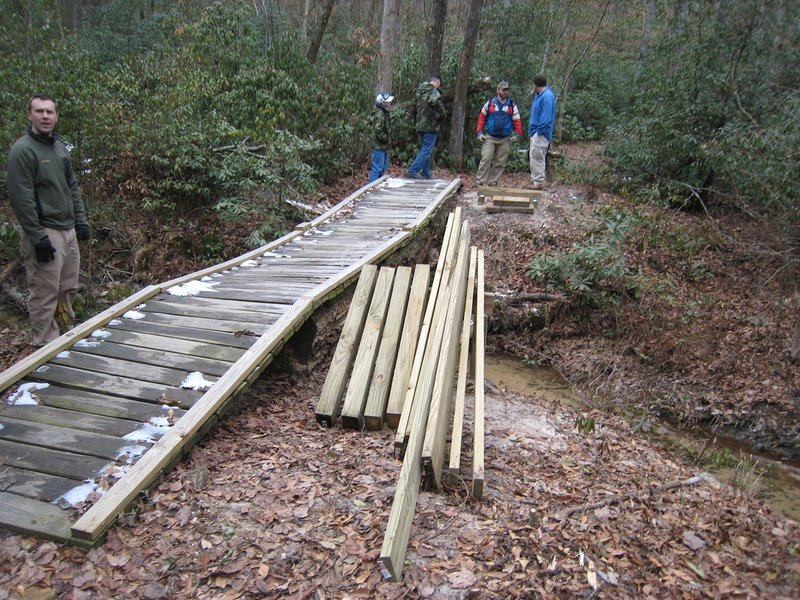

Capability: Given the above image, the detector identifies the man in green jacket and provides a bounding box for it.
[7,94,90,347]
[407,75,446,180]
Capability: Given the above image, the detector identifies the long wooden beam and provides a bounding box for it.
[446,247,477,485]
[472,250,486,499]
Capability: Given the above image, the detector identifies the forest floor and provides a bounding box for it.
[1,146,799,598]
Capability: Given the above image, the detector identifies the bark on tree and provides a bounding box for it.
[377,0,397,94]
[636,0,656,81]
[448,0,483,168]
[426,0,447,78]
[307,0,336,63]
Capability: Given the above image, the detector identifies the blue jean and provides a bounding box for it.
[369,149,389,183]
[407,131,437,178]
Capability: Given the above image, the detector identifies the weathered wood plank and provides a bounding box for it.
[341,267,395,429]
[315,266,378,426]
[67,341,234,377]
[447,247,477,483]
[1,404,146,438]
[94,328,245,363]
[29,384,186,422]
[49,350,210,387]
[119,311,270,336]
[385,265,430,429]
[137,299,278,323]
[0,416,142,461]
[0,466,82,501]
[363,267,412,431]
[105,319,256,350]
[473,249,486,499]
[0,438,109,480]
[0,491,75,541]
[27,365,202,408]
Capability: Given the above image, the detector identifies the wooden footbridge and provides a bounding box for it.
[0,177,460,545]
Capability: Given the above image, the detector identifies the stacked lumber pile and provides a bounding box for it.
[314,209,486,581]
[477,185,540,213]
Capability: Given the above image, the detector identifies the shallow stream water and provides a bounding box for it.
[484,353,800,521]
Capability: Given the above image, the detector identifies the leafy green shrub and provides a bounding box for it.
[527,209,643,313]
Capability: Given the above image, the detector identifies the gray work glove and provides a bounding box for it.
[477,132,487,142]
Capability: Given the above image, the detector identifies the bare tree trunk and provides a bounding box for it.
[636,0,656,81]
[300,0,312,44]
[448,0,483,168]
[307,0,336,63]
[426,0,447,78]
[377,0,397,94]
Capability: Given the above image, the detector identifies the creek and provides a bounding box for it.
[484,353,800,521]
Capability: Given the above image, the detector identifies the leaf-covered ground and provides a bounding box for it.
[1,156,799,598]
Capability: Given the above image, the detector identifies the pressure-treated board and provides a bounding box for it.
[384,265,431,428]
[446,247,478,483]
[340,267,395,429]
[421,224,471,490]
[314,266,378,427]
[473,250,486,498]
[363,267,412,430]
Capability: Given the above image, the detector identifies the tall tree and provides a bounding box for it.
[425,0,447,78]
[307,0,336,63]
[376,0,397,93]
[448,0,483,167]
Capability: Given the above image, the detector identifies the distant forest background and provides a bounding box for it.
[1,0,797,260]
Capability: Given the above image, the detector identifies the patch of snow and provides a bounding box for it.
[7,382,49,406]
[117,445,148,463]
[123,417,170,444]
[201,276,213,281]
[240,259,258,267]
[263,251,283,258]
[57,351,70,358]
[108,319,122,326]
[55,480,100,507]
[91,329,112,339]
[74,338,101,348]
[167,279,220,296]
[123,310,146,320]
[382,178,406,189]
[181,371,214,390]
[35,365,49,373]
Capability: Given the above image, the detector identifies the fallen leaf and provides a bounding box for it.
[682,530,706,551]
[448,568,477,589]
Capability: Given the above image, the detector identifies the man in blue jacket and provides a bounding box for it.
[527,75,557,189]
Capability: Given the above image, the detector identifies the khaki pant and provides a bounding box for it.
[529,133,550,183]
[475,135,511,186]
[21,227,80,346]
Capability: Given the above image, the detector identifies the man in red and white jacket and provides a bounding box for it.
[475,81,524,187]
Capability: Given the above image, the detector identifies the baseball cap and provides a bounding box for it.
[498,81,510,90]
[376,92,395,104]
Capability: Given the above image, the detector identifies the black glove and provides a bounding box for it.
[76,223,90,241]
[34,237,56,263]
